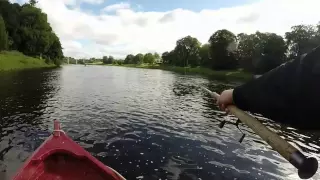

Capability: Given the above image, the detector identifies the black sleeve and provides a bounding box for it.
[233,46,320,130]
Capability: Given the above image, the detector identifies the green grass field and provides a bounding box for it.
[0,51,54,71]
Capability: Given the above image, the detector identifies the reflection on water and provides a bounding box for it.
[0,68,61,179]
[0,65,319,180]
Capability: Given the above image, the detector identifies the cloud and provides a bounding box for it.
[133,17,149,27]
[102,2,130,12]
[10,0,105,6]
[10,0,28,3]
[158,11,177,23]
[93,33,118,45]
[237,12,260,23]
[81,0,105,4]
[9,0,320,59]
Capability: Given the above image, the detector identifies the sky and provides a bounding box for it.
[9,0,320,59]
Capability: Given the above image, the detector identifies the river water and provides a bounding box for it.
[0,65,319,180]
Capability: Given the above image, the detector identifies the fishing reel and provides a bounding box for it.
[219,118,246,143]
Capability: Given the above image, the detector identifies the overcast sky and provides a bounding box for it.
[9,0,320,59]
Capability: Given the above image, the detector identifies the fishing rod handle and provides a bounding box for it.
[228,105,318,179]
[202,88,318,179]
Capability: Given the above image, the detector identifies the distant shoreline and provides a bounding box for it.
[86,63,253,81]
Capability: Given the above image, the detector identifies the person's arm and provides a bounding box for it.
[219,46,320,129]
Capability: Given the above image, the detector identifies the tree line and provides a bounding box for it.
[99,53,161,65]
[64,52,162,65]
[163,24,320,74]
[101,23,319,74]
[0,0,63,65]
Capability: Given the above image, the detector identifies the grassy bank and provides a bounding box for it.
[88,62,253,81]
[159,66,252,80]
[0,51,55,71]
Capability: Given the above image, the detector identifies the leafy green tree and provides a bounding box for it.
[0,1,21,50]
[173,36,201,67]
[153,52,160,63]
[285,25,319,59]
[199,44,210,66]
[237,32,287,73]
[162,50,176,65]
[133,53,144,64]
[161,51,170,64]
[124,54,134,64]
[102,56,109,64]
[46,33,63,65]
[255,32,287,74]
[117,60,124,65]
[19,4,51,55]
[0,15,8,51]
[1,2,63,62]
[102,56,114,64]
[236,33,261,71]
[209,29,237,70]
[29,0,38,6]
[107,56,114,64]
[143,53,155,64]
[0,3,64,63]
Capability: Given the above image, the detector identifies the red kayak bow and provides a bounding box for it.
[13,120,125,180]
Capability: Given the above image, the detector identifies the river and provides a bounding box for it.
[0,65,319,180]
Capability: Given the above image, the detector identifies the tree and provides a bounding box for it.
[112,60,118,64]
[153,52,161,63]
[143,53,155,64]
[46,33,63,65]
[285,25,319,59]
[173,36,201,67]
[29,0,37,6]
[255,32,287,74]
[133,53,144,64]
[19,4,51,56]
[162,51,176,65]
[0,15,8,51]
[209,29,237,70]
[236,32,287,73]
[161,51,169,64]
[199,44,210,66]
[2,3,64,62]
[102,56,114,64]
[124,54,134,64]
[107,56,114,64]
[102,56,109,64]
[0,1,21,50]
[236,33,261,72]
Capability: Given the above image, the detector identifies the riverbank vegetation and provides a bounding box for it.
[75,22,320,80]
[0,0,63,70]
[0,51,54,71]
[97,63,252,80]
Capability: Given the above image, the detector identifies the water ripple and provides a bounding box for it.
[0,66,319,180]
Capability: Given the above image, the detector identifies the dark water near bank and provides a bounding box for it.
[0,65,319,180]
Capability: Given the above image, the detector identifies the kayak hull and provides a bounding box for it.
[12,120,125,180]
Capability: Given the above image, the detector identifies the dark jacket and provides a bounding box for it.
[233,46,320,130]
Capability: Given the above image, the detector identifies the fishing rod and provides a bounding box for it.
[202,87,318,179]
